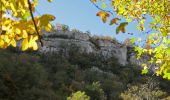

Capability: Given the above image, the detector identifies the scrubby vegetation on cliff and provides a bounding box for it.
[0,46,170,100]
[0,45,170,100]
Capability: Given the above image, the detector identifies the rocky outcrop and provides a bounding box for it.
[40,30,130,66]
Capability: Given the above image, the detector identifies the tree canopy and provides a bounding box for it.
[1,0,55,51]
[91,0,170,80]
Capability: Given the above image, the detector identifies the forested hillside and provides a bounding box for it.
[0,46,170,100]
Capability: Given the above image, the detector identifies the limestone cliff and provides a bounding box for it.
[39,30,137,66]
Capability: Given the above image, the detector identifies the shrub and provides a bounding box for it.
[67,91,90,100]
[85,30,91,36]
[72,28,81,33]
[89,37,100,49]
[120,77,168,100]
[85,82,106,100]
[62,24,69,32]
[1,44,170,100]
[0,52,57,100]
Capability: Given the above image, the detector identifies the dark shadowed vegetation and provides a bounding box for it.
[0,45,170,100]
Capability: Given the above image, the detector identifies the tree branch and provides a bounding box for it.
[0,0,2,33]
[89,0,114,17]
[28,0,43,46]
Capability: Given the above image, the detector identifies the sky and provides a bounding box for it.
[36,0,149,42]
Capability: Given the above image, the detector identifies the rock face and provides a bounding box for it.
[40,30,129,66]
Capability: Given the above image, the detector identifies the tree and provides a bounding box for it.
[67,91,90,100]
[0,0,55,51]
[91,0,170,79]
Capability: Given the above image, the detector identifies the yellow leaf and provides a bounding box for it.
[2,35,10,43]
[142,63,147,68]
[32,42,38,50]
[10,39,16,47]
[156,59,162,64]
[22,30,28,38]
[15,28,21,34]
[22,38,29,51]
[10,3,16,13]
[102,2,107,9]
[45,23,52,32]
[29,35,38,50]
[40,14,55,26]
[0,40,5,47]
[15,35,22,40]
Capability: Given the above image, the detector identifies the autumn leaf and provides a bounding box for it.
[109,18,121,25]
[96,11,110,23]
[92,0,97,3]
[139,20,145,31]
[15,28,21,34]
[40,14,55,26]
[141,69,148,74]
[29,35,38,50]
[45,23,52,32]
[10,39,16,47]
[22,30,28,38]
[22,38,29,51]
[47,0,53,2]
[22,12,30,20]
[22,35,38,51]
[116,22,128,34]
[102,2,107,9]
[1,0,55,51]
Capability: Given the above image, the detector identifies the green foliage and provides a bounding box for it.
[0,50,57,100]
[0,47,170,100]
[116,22,128,34]
[72,28,82,33]
[67,91,90,100]
[85,82,106,100]
[120,77,168,100]
[93,0,170,80]
[62,24,70,32]
[1,0,55,51]
[89,37,101,49]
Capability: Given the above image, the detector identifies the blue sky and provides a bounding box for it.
[36,0,149,42]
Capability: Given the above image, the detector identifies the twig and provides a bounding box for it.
[89,0,114,17]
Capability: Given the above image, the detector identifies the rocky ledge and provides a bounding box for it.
[39,30,143,66]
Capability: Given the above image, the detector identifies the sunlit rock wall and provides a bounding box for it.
[40,30,128,66]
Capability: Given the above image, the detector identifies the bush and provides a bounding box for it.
[72,28,81,33]
[1,44,170,100]
[120,77,168,100]
[67,91,90,100]
[85,82,106,100]
[62,24,69,32]
[0,52,57,100]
